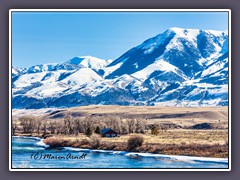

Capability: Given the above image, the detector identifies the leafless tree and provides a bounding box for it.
[64,113,74,135]
[73,118,83,135]
[122,120,128,134]
[12,121,18,136]
[81,115,95,134]
[19,116,36,134]
[135,118,147,134]
[35,119,42,135]
[55,121,62,134]
[42,121,47,136]
[49,121,57,134]
[127,118,136,133]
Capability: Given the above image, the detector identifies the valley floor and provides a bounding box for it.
[12,105,229,158]
[43,130,228,158]
[14,129,228,158]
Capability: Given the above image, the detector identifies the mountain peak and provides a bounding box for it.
[165,27,200,38]
[65,56,108,70]
[66,56,95,65]
[12,27,229,108]
[166,27,226,38]
[167,27,184,32]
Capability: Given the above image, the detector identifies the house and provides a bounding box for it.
[101,128,118,138]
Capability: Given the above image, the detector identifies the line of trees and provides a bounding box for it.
[13,114,171,136]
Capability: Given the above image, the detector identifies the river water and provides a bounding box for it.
[11,136,228,169]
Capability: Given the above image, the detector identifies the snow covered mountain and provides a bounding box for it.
[12,28,229,109]
[65,56,110,70]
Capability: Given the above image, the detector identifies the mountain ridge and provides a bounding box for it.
[12,27,229,109]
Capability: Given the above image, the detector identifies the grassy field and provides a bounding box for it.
[43,129,228,158]
[51,129,227,145]
[13,105,228,128]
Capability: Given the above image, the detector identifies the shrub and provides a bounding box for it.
[43,137,65,148]
[151,125,159,136]
[80,138,90,145]
[127,135,144,151]
[99,142,117,150]
[148,145,161,153]
[86,127,92,137]
[90,133,101,148]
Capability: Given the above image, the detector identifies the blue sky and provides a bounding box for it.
[12,11,228,68]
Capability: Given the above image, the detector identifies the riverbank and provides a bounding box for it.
[11,136,228,168]
[12,105,228,158]
[42,132,228,158]
[13,128,228,158]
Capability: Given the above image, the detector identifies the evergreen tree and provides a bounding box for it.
[86,127,92,137]
[94,126,101,135]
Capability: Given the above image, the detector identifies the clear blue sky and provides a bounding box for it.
[12,11,228,68]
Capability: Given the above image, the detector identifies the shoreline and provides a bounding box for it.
[12,136,228,164]
[12,134,228,159]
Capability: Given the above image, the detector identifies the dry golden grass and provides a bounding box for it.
[13,105,228,129]
[44,130,228,158]
[52,129,227,146]
[69,105,227,114]
[50,105,228,128]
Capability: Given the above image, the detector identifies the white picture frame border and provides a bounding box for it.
[9,9,231,171]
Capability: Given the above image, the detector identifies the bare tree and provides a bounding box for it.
[64,113,74,135]
[35,119,42,135]
[49,121,56,134]
[121,120,129,134]
[73,118,83,135]
[127,118,136,133]
[19,116,36,134]
[104,116,120,132]
[115,117,123,134]
[42,121,47,136]
[81,116,95,134]
[55,121,62,135]
[12,121,18,136]
[135,118,147,134]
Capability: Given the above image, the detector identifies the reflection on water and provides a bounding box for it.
[11,136,228,169]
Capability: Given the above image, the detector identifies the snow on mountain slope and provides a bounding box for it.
[165,27,200,51]
[27,63,58,74]
[202,58,228,77]
[102,62,124,78]
[61,68,103,86]
[65,56,109,70]
[14,72,47,88]
[106,27,228,79]
[12,27,229,109]
[132,58,187,81]
[13,68,103,99]
[25,82,69,98]
[12,66,23,78]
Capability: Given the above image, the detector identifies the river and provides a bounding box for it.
[11,136,228,169]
